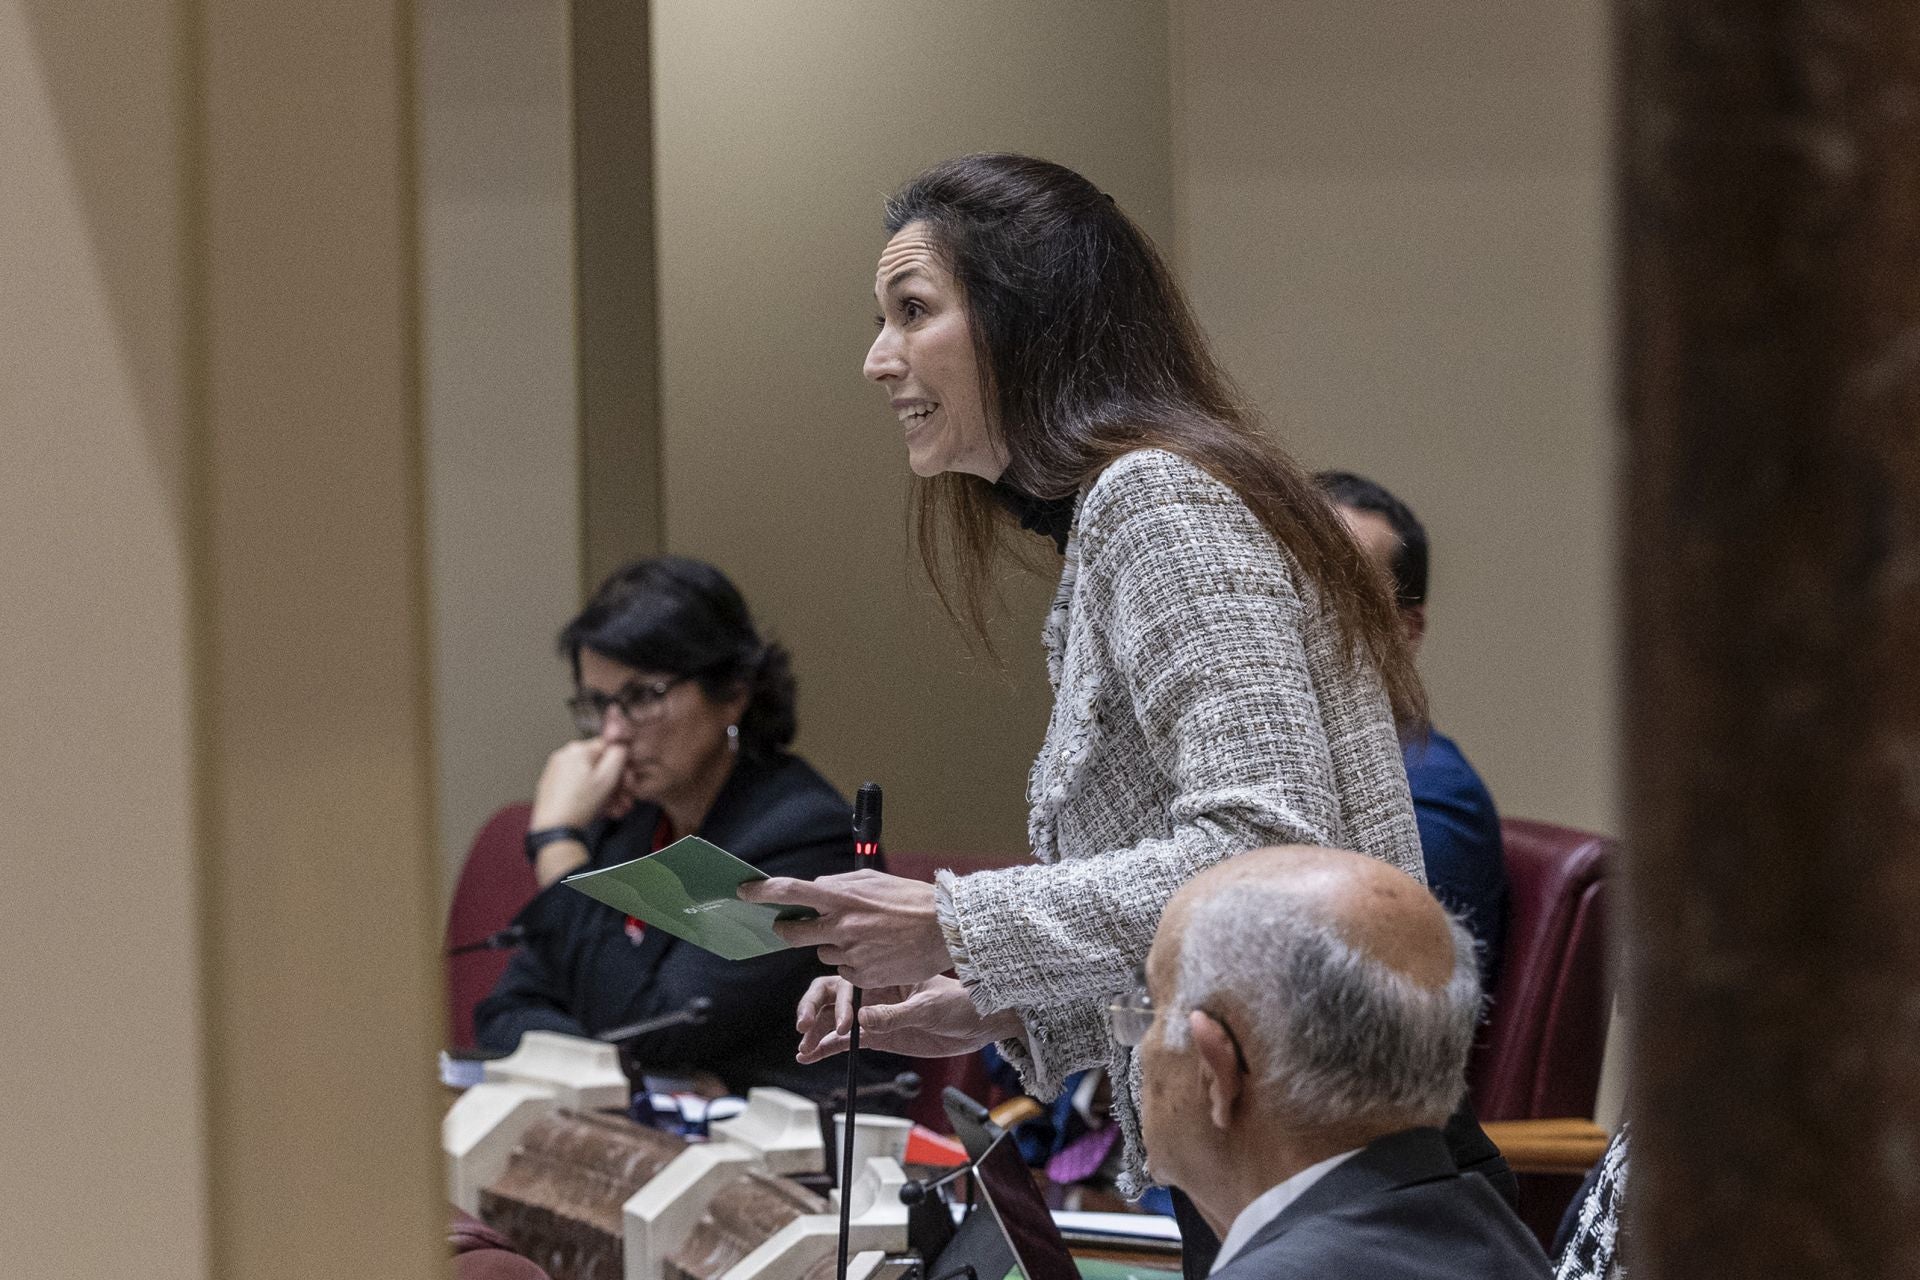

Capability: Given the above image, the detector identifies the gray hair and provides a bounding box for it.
[1162,883,1482,1128]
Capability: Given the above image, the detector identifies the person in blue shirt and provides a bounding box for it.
[1318,471,1509,994]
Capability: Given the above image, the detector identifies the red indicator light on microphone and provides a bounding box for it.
[852,784,882,861]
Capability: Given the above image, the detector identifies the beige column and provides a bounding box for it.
[193,0,443,1272]
[2,2,205,1275]
[574,0,666,588]
[2,1,444,1275]
[420,0,584,889]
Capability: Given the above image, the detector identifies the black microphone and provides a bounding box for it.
[446,923,528,956]
[596,996,713,1045]
[899,1161,973,1206]
[853,782,882,857]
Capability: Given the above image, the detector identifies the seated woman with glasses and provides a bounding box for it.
[473,555,902,1098]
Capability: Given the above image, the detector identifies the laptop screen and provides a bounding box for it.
[972,1131,1082,1280]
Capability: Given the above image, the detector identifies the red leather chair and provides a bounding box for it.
[1466,817,1615,1247]
[880,850,1025,1131]
[450,1208,552,1280]
[446,802,538,1050]
[1468,818,1615,1122]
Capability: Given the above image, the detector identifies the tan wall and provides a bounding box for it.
[1,3,206,1274]
[420,0,583,888]
[651,0,1173,855]
[1170,1,1617,835]
[3,1,444,1275]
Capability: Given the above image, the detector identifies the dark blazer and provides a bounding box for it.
[1211,1126,1551,1280]
[474,750,903,1098]
[1403,728,1510,994]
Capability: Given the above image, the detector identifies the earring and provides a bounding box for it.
[727,723,740,753]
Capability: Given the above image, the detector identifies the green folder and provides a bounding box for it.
[559,835,816,961]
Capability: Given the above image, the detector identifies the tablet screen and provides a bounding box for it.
[972,1132,1081,1280]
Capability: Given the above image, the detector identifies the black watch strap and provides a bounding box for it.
[524,825,590,862]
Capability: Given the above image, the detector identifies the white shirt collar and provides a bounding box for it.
[1208,1148,1361,1274]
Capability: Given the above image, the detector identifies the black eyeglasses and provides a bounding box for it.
[1107,965,1251,1076]
[567,674,693,737]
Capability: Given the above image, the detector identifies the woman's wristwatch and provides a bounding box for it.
[523,825,590,863]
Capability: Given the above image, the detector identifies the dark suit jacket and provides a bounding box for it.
[1403,728,1509,994]
[473,750,904,1097]
[1211,1126,1551,1280]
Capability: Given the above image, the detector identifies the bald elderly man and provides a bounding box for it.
[1127,847,1549,1279]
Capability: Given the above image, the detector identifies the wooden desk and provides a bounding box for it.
[1482,1117,1609,1176]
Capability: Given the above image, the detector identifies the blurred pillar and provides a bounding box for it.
[1619,1,1920,1274]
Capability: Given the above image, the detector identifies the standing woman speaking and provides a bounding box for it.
[739,154,1427,1191]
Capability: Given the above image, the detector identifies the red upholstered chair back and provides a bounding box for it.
[450,1208,553,1280]
[446,802,538,1050]
[1468,818,1615,1121]
[880,850,1025,1130]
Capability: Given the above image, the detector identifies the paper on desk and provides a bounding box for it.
[560,835,816,960]
[1048,1212,1182,1243]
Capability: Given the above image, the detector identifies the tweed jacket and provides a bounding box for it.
[933,448,1423,1192]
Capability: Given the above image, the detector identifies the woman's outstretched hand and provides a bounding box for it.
[794,975,1022,1063]
[740,869,953,988]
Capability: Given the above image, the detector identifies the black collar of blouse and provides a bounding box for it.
[989,482,1077,554]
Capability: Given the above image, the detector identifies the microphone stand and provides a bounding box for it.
[446,923,527,956]
[832,1070,922,1111]
[900,1161,969,1261]
[837,781,883,1280]
[595,996,713,1047]
[598,997,714,1125]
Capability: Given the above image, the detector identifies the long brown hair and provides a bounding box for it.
[885,153,1425,728]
